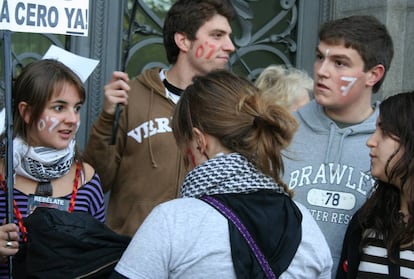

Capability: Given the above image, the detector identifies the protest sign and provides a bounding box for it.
[0,0,89,36]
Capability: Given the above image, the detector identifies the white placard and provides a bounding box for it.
[42,45,99,83]
[0,0,89,36]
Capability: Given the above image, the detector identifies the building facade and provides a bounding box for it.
[1,0,413,149]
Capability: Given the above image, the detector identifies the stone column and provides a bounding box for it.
[71,0,125,149]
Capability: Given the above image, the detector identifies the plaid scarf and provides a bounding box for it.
[180,153,287,198]
[12,137,75,182]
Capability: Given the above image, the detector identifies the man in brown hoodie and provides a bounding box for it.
[84,0,235,236]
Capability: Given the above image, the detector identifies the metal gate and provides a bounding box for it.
[0,0,328,148]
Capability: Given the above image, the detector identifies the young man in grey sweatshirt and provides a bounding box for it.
[282,15,394,277]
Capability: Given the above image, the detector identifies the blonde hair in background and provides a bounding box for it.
[255,65,313,112]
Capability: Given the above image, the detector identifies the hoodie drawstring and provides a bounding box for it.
[324,123,336,163]
[324,123,353,166]
[147,89,158,168]
[335,129,352,165]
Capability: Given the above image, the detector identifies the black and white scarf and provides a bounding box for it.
[180,153,287,198]
[12,137,75,182]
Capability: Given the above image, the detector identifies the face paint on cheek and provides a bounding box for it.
[195,41,216,60]
[37,119,46,131]
[47,117,61,133]
[340,76,358,96]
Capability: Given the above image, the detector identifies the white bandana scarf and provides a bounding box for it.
[12,137,75,182]
[180,153,287,198]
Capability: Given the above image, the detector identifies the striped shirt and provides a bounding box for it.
[358,235,414,278]
[0,171,105,278]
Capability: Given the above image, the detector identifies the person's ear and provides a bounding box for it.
[366,64,385,87]
[174,32,191,52]
[18,102,31,124]
[192,127,206,153]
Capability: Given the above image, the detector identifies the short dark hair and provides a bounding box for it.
[318,15,394,93]
[163,0,234,64]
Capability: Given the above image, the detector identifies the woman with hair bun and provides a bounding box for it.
[112,70,332,278]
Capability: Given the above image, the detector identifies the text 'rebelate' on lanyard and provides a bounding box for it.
[0,162,81,242]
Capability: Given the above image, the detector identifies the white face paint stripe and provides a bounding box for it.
[325,49,330,57]
[47,117,60,133]
[37,115,80,135]
[37,119,46,131]
[340,76,358,96]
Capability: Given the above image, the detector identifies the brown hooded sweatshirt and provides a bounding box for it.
[84,68,186,236]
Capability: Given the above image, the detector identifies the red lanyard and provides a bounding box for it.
[69,162,81,212]
[0,162,81,242]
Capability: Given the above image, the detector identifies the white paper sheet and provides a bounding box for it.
[42,45,99,83]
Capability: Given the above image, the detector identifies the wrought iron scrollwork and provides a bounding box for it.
[122,0,298,80]
[0,32,67,95]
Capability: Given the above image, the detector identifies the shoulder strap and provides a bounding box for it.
[199,195,276,279]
